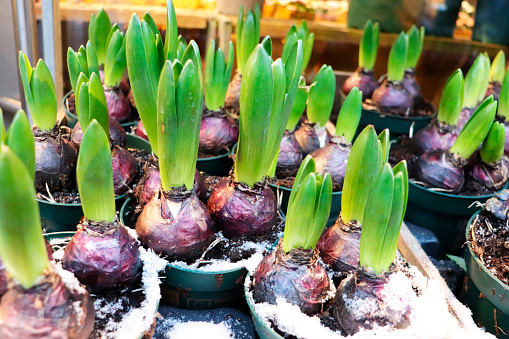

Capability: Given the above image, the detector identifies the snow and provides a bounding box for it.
[246,262,496,339]
[166,321,233,339]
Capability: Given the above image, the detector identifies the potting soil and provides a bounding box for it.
[270,176,343,192]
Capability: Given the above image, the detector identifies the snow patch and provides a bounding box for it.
[166,321,233,339]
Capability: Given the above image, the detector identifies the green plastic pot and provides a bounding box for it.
[120,197,247,310]
[39,134,151,233]
[405,181,502,258]
[268,182,341,227]
[43,231,160,339]
[196,144,235,176]
[461,211,509,338]
[63,91,139,132]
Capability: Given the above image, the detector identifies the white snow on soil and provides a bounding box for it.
[166,321,233,339]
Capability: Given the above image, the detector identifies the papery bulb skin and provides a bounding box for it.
[71,118,127,148]
[135,120,147,140]
[310,136,351,188]
[413,121,458,154]
[342,68,379,101]
[120,77,130,95]
[104,86,131,123]
[276,130,303,177]
[111,145,138,195]
[253,240,331,315]
[0,265,95,339]
[294,120,332,156]
[224,71,242,114]
[34,126,78,192]
[371,79,413,116]
[62,219,142,294]
[455,107,474,133]
[199,110,239,155]
[469,158,509,191]
[207,177,278,237]
[502,122,509,155]
[402,69,422,99]
[136,188,214,260]
[316,218,360,272]
[333,268,414,335]
[486,81,501,103]
[414,150,465,192]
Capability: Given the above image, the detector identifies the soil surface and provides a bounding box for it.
[389,135,497,197]
[469,210,509,286]
[363,98,434,118]
[36,148,150,204]
[202,174,223,200]
[269,176,343,192]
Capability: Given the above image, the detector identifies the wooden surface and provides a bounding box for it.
[34,1,211,29]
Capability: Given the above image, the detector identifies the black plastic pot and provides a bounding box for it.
[268,183,341,227]
[120,197,247,310]
[196,144,235,176]
[63,91,139,132]
[39,134,151,233]
[461,211,509,338]
[405,181,503,258]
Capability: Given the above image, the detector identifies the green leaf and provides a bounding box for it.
[480,122,505,164]
[307,65,335,126]
[205,40,234,111]
[180,40,203,90]
[104,28,127,87]
[0,145,49,288]
[236,4,261,73]
[126,13,160,155]
[359,163,394,273]
[405,26,425,69]
[67,48,82,95]
[499,71,509,120]
[5,110,35,182]
[341,125,380,224]
[437,69,464,125]
[261,35,272,58]
[164,0,178,61]
[281,26,297,63]
[142,12,160,37]
[305,172,332,249]
[450,96,497,159]
[335,87,362,143]
[86,41,99,77]
[31,59,57,131]
[464,53,489,108]
[77,120,115,222]
[88,73,110,139]
[89,8,112,66]
[359,20,379,71]
[234,45,273,187]
[77,46,89,77]
[77,82,90,131]
[387,32,407,82]
[0,109,5,145]
[446,254,467,272]
[287,155,315,211]
[74,72,89,123]
[176,35,188,60]
[378,128,390,164]
[286,76,308,131]
[490,50,505,83]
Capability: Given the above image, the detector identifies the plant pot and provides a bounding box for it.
[63,91,139,132]
[39,134,151,233]
[196,144,236,176]
[120,197,248,310]
[44,231,161,339]
[461,211,509,338]
[405,181,502,258]
[268,182,341,226]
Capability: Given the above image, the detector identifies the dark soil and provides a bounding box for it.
[363,97,434,118]
[269,176,343,192]
[36,148,150,204]
[389,135,497,197]
[49,238,146,339]
[202,174,223,201]
[469,210,509,286]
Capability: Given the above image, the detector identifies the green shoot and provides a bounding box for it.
[261,35,272,57]
[5,110,35,181]
[480,122,505,164]
[283,156,332,252]
[89,8,112,66]
[77,120,115,222]
[142,13,165,69]
[387,32,407,82]
[18,52,57,131]
[0,145,49,288]
[286,76,308,131]
[282,21,314,74]
[158,59,202,191]
[205,40,234,111]
[164,0,179,61]
[498,72,509,120]
[177,35,188,60]
[335,87,362,143]
[405,26,425,69]
[341,125,381,224]
[359,161,408,274]
[0,109,5,145]
[490,50,506,83]
[359,20,380,71]
[307,65,336,126]
[450,96,497,159]
[103,25,127,87]
[437,69,464,125]
[126,13,161,155]
[478,53,491,103]
[463,53,489,108]
[76,72,110,139]
[235,42,303,187]
[67,42,99,95]
[378,129,390,165]
[236,4,261,73]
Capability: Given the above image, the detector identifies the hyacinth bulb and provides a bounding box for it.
[414,150,465,192]
[402,69,421,99]
[276,130,303,176]
[199,113,239,155]
[294,121,332,156]
[342,68,379,101]
[371,79,413,116]
[104,86,131,123]
[71,117,127,148]
[412,122,458,154]
[310,137,351,188]
[316,218,360,271]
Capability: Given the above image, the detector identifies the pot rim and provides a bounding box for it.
[409,180,503,200]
